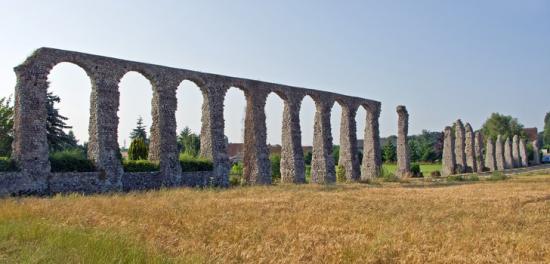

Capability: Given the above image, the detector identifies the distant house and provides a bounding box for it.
[523,127,538,142]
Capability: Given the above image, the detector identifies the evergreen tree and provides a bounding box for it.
[0,96,14,156]
[130,116,148,141]
[46,92,77,151]
[177,126,200,157]
[332,145,340,165]
[128,137,148,160]
[304,151,312,165]
[382,141,397,163]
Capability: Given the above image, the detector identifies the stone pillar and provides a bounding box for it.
[396,105,410,178]
[311,99,336,184]
[199,83,230,187]
[532,140,541,165]
[519,138,528,167]
[464,123,477,173]
[87,70,125,191]
[474,131,484,173]
[512,135,520,168]
[485,138,496,171]
[280,95,306,184]
[242,89,271,185]
[454,119,467,173]
[495,135,505,171]
[11,63,50,192]
[338,103,360,182]
[442,126,455,176]
[361,104,382,180]
[504,137,513,169]
[149,79,181,186]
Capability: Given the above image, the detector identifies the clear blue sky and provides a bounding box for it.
[1,0,549,146]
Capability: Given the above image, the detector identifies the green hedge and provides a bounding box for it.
[49,150,95,173]
[179,153,213,172]
[123,160,160,172]
[0,157,17,172]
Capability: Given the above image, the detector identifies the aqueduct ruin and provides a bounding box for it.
[1,47,381,195]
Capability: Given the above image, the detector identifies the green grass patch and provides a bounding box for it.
[382,163,441,176]
[487,171,509,181]
[0,219,170,263]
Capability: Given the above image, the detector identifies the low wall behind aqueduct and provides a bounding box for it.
[1,47,382,195]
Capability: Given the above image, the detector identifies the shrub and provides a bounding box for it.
[122,160,159,172]
[179,153,213,172]
[128,138,148,161]
[410,163,422,177]
[380,167,399,182]
[49,149,95,172]
[468,174,480,181]
[229,174,241,186]
[230,162,243,176]
[447,175,465,182]
[488,171,508,181]
[430,170,441,177]
[336,164,346,183]
[270,155,281,181]
[0,157,17,172]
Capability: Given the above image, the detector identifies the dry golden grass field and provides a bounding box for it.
[1,171,549,263]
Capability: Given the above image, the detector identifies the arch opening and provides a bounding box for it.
[331,101,343,168]
[46,62,92,167]
[225,87,247,184]
[299,95,316,182]
[356,105,368,165]
[117,71,154,164]
[175,80,204,159]
[265,92,285,182]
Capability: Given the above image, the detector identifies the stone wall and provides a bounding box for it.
[5,47,381,195]
[0,170,215,196]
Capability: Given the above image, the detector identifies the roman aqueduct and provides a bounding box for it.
[1,47,382,195]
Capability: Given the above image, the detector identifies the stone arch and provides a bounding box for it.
[117,70,155,160]
[264,90,286,181]
[334,99,361,182]
[303,92,336,183]
[299,94,317,154]
[239,84,271,185]
[224,86,247,146]
[9,47,382,193]
[46,62,93,151]
[175,79,205,157]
